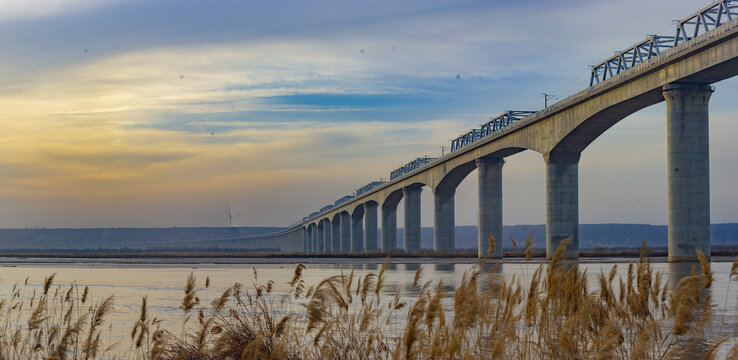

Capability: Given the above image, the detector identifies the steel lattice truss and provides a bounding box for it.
[304,211,320,221]
[451,129,482,152]
[390,156,437,180]
[334,195,353,206]
[590,0,738,87]
[589,35,674,86]
[303,0,738,224]
[676,0,738,45]
[303,194,353,221]
[451,110,535,152]
[355,181,385,196]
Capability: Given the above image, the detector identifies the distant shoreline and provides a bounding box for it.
[0,246,735,264]
[0,224,736,252]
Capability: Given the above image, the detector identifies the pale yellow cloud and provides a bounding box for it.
[0,41,458,213]
[0,0,132,20]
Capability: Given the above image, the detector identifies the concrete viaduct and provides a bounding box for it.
[234,1,738,261]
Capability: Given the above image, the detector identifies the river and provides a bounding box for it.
[0,256,736,356]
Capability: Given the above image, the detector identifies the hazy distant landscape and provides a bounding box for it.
[1,223,736,251]
[3,0,738,357]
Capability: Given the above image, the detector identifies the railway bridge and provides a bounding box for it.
[228,0,738,261]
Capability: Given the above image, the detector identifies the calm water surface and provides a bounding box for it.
[0,256,736,353]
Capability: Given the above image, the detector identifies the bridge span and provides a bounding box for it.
[238,0,738,261]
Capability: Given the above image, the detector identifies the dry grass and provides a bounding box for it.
[2,243,738,359]
[0,274,119,359]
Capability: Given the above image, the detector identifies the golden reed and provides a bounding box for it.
[1,240,736,359]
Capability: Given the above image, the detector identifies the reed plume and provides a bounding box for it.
[488,233,496,256]
[181,272,198,314]
[525,230,535,261]
[3,243,737,360]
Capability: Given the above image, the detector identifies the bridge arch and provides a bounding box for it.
[381,189,404,210]
[430,148,526,254]
[551,89,664,153]
[379,189,403,251]
[308,223,317,253]
[294,14,738,259]
[363,200,379,251]
[350,204,365,252]
[327,213,339,253]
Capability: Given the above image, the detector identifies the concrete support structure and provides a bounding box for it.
[545,151,580,259]
[381,203,398,251]
[340,212,351,252]
[310,224,318,254]
[306,226,310,253]
[403,185,422,253]
[309,224,317,253]
[351,206,364,253]
[289,28,738,258]
[303,227,308,253]
[322,219,331,253]
[663,83,713,261]
[364,202,379,252]
[477,157,504,258]
[317,222,325,253]
[434,188,455,252]
[331,216,341,253]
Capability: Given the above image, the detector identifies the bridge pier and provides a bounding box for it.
[403,185,422,253]
[309,223,317,253]
[351,206,364,253]
[313,224,319,253]
[305,225,310,252]
[340,211,351,252]
[477,156,504,258]
[317,222,325,253]
[381,202,397,251]
[331,216,341,253]
[364,202,379,252]
[545,151,580,259]
[434,187,455,252]
[303,228,307,252]
[663,83,713,262]
[323,219,332,253]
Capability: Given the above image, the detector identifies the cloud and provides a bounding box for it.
[0,0,735,227]
[0,0,133,20]
[40,149,192,170]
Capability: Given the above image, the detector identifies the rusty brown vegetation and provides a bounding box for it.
[1,240,737,359]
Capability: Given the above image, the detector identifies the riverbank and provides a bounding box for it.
[0,245,737,259]
[0,243,735,359]
[0,249,736,265]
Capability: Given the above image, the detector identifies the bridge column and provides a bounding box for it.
[663,83,712,262]
[434,187,455,252]
[545,151,580,259]
[351,206,364,253]
[308,225,313,253]
[331,217,341,252]
[309,224,316,253]
[381,203,398,251]
[317,222,325,253]
[403,185,422,253]
[340,212,351,252]
[364,202,378,252]
[477,156,504,258]
[322,219,331,253]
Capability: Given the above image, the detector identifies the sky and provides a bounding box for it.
[0,0,735,228]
